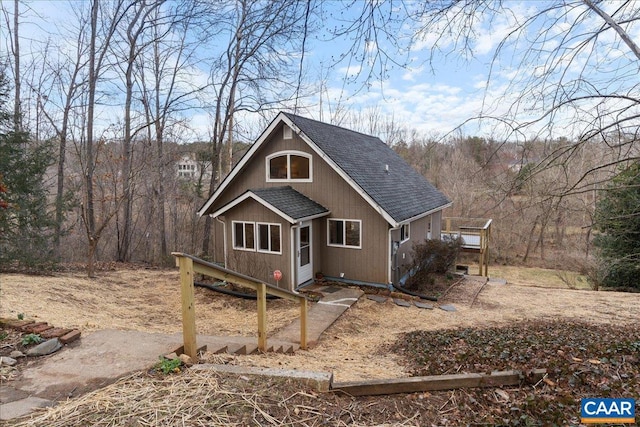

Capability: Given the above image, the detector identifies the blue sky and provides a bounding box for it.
[5,1,640,143]
[301,1,640,142]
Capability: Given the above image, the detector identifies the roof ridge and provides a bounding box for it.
[282,112,387,143]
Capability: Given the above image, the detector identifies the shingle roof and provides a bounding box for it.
[282,113,450,223]
[251,186,329,222]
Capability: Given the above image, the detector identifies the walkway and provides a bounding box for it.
[273,285,364,346]
[0,284,363,421]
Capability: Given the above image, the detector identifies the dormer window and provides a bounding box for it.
[266,151,312,182]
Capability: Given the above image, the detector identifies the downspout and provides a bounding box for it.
[388,226,400,288]
[290,223,299,291]
[216,216,227,268]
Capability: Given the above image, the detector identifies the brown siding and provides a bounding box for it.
[222,199,292,289]
[432,210,442,237]
[394,214,445,281]
[209,122,393,285]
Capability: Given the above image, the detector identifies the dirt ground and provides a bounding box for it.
[2,266,639,383]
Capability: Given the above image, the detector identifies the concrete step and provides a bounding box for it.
[212,345,228,354]
[235,344,258,355]
[225,343,245,354]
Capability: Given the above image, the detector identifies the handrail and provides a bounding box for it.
[172,252,308,358]
[173,252,305,302]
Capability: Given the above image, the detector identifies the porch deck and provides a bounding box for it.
[442,217,492,275]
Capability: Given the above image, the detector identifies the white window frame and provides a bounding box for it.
[266,150,312,183]
[327,218,362,249]
[232,221,256,251]
[257,222,282,254]
[400,223,410,243]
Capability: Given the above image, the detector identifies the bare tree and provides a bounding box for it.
[330,1,640,195]
[200,0,316,255]
[111,0,164,262]
[137,0,210,262]
[419,2,639,193]
[1,0,22,131]
[82,0,132,277]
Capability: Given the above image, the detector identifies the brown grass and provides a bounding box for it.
[1,266,639,384]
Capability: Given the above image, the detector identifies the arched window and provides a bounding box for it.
[266,151,312,182]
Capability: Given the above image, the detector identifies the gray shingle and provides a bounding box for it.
[283,113,450,223]
[251,186,329,221]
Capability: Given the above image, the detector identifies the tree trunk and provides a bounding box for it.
[85,0,98,278]
[87,236,97,278]
[12,0,21,132]
[54,132,66,252]
[522,215,539,263]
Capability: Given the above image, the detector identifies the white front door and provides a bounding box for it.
[296,221,313,285]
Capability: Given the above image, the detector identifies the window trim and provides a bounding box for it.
[327,218,362,249]
[400,223,410,243]
[266,150,312,183]
[232,221,282,254]
[257,222,282,254]
[232,221,256,251]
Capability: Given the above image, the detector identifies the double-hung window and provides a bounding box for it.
[233,221,255,251]
[233,221,281,254]
[328,219,361,249]
[257,223,281,254]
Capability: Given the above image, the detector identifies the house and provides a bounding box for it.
[176,154,212,181]
[198,112,451,290]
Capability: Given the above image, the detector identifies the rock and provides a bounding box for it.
[178,353,193,365]
[366,295,387,303]
[393,298,412,307]
[9,350,25,359]
[0,356,17,366]
[414,301,434,309]
[26,338,62,357]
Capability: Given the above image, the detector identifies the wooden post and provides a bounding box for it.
[300,298,308,350]
[257,282,267,351]
[484,227,490,277]
[177,256,197,359]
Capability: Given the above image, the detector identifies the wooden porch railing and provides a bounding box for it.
[442,218,492,277]
[172,252,308,359]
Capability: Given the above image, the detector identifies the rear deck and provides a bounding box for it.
[442,217,492,276]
